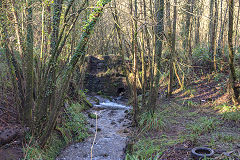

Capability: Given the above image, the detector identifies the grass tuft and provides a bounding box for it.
[23,132,65,160]
[215,133,240,143]
[186,117,220,136]
[139,111,166,132]
[215,104,240,122]
[126,138,163,160]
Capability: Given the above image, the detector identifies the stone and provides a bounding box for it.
[111,121,116,125]
[0,128,18,146]
[84,56,128,97]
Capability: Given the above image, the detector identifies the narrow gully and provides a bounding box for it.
[56,96,132,160]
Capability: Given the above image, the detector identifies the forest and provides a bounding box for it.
[0,0,240,159]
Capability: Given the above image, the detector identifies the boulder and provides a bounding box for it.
[0,128,18,146]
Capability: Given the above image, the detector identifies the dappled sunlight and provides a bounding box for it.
[215,104,238,113]
[1,0,240,159]
[133,98,240,159]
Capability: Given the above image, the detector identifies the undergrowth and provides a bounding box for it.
[23,100,89,160]
[138,111,166,132]
[126,138,163,160]
[215,104,240,122]
[186,117,220,136]
[23,132,65,160]
[127,108,174,159]
[126,135,180,159]
[127,99,239,159]
[57,102,89,143]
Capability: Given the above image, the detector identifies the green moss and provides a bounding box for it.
[78,90,93,108]
[88,112,97,119]
[23,102,89,160]
[97,90,103,95]
[42,132,66,160]
[59,102,89,142]
[23,132,65,160]
[69,102,87,112]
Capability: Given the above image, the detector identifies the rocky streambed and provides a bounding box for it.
[57,96,132,160]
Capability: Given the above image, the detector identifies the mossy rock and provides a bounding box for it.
[88,113,97,119]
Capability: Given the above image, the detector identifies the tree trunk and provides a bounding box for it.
[234,0,240,51]
[209,0,214,44]
[195,4,201,47]
[213,0,218,71]
[167,0,177,97]
[148,0,164,113]
[132,0,138,125]
[228,0,239,105]
[166,0,173,97]
[35,0,64,130]
[141,0,149,109]
[38,0,111,146]
[0,0,25,122]
[24,0,34,126]
[218,0,228,71]
[10,0,25,57]
[209,0,218,71]
[111,0,132,100]
[185,0,194,62]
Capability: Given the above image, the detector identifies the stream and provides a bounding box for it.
[56,96,132,160]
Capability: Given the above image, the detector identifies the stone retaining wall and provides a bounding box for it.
[84,55,128,97]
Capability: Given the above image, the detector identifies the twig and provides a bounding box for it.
[0,117,8,125]
[91,112,98,160]
[0,106,16,114]
[0,112,4,117]
[23,133,34,160]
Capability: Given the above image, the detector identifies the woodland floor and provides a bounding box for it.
[0,89,24,160]
[130,73,240,159]
[1,72,240,160]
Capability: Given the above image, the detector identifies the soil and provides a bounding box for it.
[0,91,24,160]
[1,72,240,160]
[132,73,240,159]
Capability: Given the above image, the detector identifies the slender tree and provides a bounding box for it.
[167,0,177,97]
[209,0,214,44]
[184,0,194,62]
[195,1,202,46]
[234,0,240,51]
[148,0,164,113]
[209,0,218,71]
[218,0,228,71]
[228,0,239,105]
[166,0,173,97]
[24,0,34,125]
[1,0,111,147]
[132,0,138,125]
[141,0,149,109]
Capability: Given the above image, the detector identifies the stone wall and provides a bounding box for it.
[84,55,128,97]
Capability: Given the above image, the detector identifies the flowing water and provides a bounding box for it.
[56,96,132,160]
